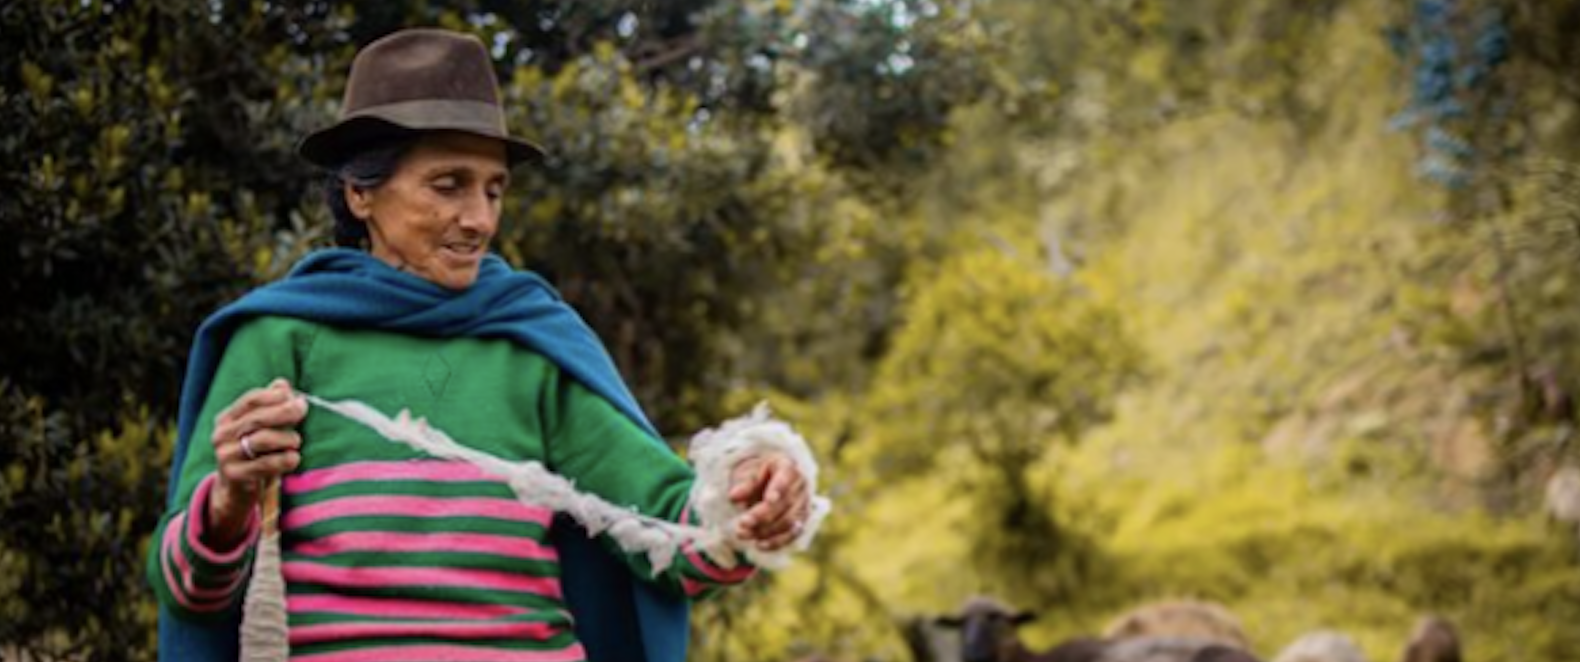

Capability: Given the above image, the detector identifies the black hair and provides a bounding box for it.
[323,137,415,248]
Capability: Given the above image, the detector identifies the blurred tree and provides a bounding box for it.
[1,1,346,657]
[1385,0,1580,508]
[860,242,1143,603]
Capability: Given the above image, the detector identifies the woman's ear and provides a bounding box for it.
[345,181,374,221]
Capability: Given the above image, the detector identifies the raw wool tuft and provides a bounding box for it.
[685,402,833,569]
[1272,630,1369,662]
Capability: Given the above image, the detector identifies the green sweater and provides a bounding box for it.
[149,316,753,662]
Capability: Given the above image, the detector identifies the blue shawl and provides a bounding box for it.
[156,248,688,662]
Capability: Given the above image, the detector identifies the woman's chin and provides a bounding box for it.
[432,249,486,289]
[416,261,481,290]
[435,269,481,290]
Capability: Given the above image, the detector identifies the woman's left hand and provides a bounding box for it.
[728,453,811,552]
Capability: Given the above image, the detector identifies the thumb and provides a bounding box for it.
[730,462,764,502]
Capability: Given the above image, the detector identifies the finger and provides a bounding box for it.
[265,449,302,476]
[729,477,760,502]
[728,473,755,501]
[755,477,796,524]
[752,512,800,540]
[794,499,813,525]
[734,498,777,539]
[216,429,300,469]
[755,524,804,551]
[761,459,805,505]
[211,385,301,451]
[243,428,304,457]
[741,468,801,529]
[743,496,795,536]
[231,396,310,435]
[729,460,769,504]
[219,448,302,484]
[742,488,816,541]
[216,382,294,426]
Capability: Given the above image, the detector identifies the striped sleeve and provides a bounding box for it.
[542,371,756,600]
[146,316,314,620]
[154,473,262,613]
[673,505,757,599]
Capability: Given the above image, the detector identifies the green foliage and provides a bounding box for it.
[866,244,1142,476]
[859,242,1141,602]
[0,380,169,659]
[2,2,342,657]
[2,0,342,428]
[1094,444,1580,660]
[789,0,994,176]
[499,40,807,431]
[1382,0,1580,500]
[700,2,1580,661]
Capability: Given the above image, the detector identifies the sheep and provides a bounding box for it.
[1271,631,1368,662]
[1191,646,1264,662]
[932,596,1043,662]
[903,613,965,662]
[1102,637,1260,662]
[1399,617,1461,662]
[930,597,1262,662]
[1101,601,1252,650]
[1546,465,1580,525]
[1042,638,1108,662]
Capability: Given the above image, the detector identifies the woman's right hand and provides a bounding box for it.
[204,378,307,549]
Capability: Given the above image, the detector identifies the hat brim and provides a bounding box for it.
[297,115,545,170]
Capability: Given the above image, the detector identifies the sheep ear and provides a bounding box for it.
[934,616,966,628]
[1011,611,1037,625]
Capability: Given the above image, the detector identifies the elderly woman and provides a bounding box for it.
[147,29,816,662]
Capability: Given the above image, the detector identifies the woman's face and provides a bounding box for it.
[348,131,509,290]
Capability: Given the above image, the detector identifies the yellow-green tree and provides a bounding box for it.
[862,243,1143,604]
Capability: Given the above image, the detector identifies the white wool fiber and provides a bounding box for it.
[686,402,833,569]
[301,393,829,574]
[238,393,831,654]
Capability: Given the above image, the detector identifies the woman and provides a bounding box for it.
[148,28,817,662]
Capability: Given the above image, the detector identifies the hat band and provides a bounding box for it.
[344,99,507,137]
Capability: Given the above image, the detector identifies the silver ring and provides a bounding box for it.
[241,433,257,460]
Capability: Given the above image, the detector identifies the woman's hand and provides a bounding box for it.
[728,453,811,552]
[205,378,307,549]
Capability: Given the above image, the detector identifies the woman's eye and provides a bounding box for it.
[431,177,459,193]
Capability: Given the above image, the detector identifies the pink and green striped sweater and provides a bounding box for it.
[149,316,753,661]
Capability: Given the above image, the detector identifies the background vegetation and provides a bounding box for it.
[4,0,1580,660]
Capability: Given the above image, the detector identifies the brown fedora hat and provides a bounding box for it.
[298,28,544,168]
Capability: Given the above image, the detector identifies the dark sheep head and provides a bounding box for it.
[936,596,1037,662]
[1193,644,1262,662]
[1401,616,1461,662]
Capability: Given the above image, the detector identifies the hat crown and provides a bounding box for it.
[298,28,543,168]
[342,28,500,116]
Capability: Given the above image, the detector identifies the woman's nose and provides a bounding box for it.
[456,188,499,234]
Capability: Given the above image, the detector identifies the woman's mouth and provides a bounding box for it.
[440,242,483,260]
